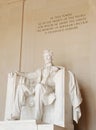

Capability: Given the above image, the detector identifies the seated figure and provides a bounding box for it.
[5,50,82,128]
[12,50,59,122]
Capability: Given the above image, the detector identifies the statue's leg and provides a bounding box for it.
[35,83,44,123]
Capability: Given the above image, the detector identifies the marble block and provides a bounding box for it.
[0,120,37,130]
[0,120,74,130]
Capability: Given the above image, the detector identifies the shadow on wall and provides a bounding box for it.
[74,83,91,130]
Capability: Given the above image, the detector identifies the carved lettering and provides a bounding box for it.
[37,13,88,34]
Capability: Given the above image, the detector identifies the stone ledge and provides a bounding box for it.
[0,120,74,130]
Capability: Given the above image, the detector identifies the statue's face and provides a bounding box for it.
[43,52,52,64]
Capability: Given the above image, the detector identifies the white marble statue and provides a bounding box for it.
[5,49,82,128]
[11,50,59,122]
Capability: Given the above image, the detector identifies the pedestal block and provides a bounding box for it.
[0,120,74,130]
[38,124,74,130]
[0,120,37,130]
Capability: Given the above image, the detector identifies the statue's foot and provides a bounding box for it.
[36,119,42,124]
[11,114,20,120]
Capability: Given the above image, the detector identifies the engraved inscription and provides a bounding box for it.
[37,13,88,34]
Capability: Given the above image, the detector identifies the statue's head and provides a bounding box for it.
[43,49,53,65]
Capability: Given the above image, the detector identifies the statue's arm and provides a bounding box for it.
[15,71,37,79]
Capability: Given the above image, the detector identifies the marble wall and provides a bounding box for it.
[0,0,96,130]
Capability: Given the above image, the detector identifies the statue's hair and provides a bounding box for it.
[43,49,53,57]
